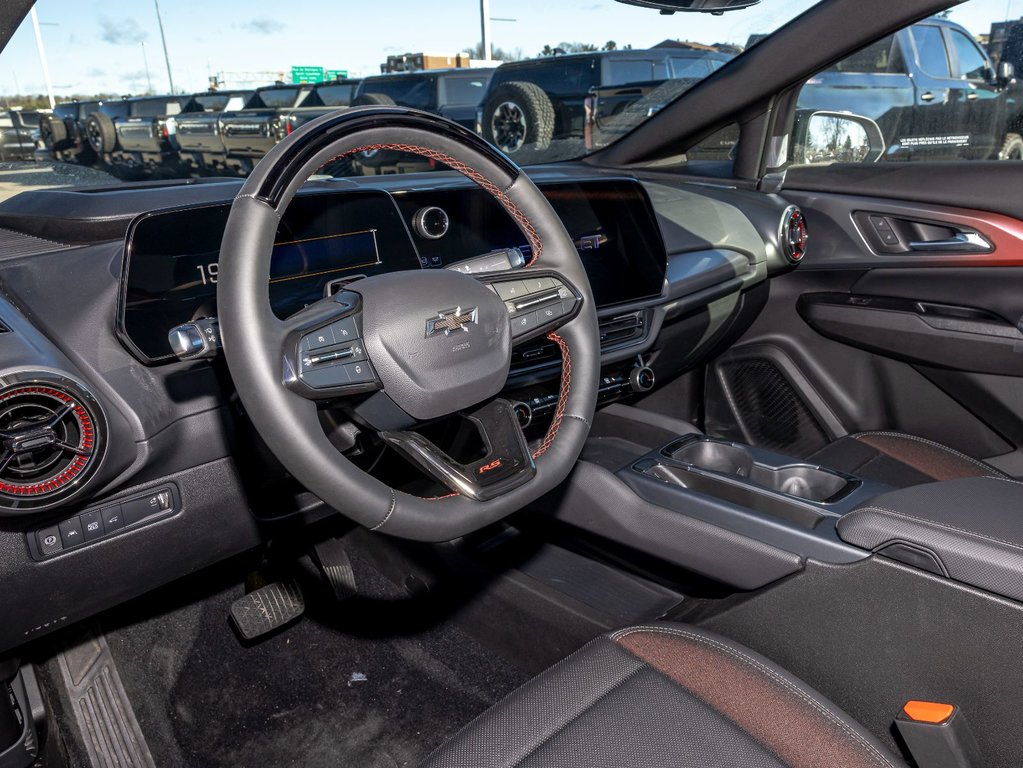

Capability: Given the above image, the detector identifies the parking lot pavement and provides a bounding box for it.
[0,161,117,202]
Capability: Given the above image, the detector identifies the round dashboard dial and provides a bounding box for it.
[413,206,450,240]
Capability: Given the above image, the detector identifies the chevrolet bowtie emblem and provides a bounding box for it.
[425,306,479,337]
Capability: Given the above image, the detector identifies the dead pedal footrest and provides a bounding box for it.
[229,580,305,641]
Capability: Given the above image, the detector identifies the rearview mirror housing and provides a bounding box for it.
[997,60,1016,86]
[615,0,760,13]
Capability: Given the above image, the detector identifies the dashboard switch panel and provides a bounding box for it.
[29,484,180,561]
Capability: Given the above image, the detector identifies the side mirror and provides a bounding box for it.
[997,60,1016,86]
[793,110,886,166]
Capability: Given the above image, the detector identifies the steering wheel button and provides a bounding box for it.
[537,303,565,324]
[301,328,336,352]
[494,281,528,301]
[300,361,350,389]
[328,316,359,342]
[524,276,556,294]
[344,361,375,384]
[511,311,540,336]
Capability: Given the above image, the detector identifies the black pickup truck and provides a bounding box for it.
[81,95,198,177]
[38,100,100,165]
[165,91,251,174]
[213,80,361,175]
[479,49,730,158]
[0,109,43,161]
[349,68,494,173]
[792,18,1020,161]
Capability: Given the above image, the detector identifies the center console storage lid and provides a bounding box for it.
[838,477,1023,602]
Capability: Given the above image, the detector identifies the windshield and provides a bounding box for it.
[0,0,821,196]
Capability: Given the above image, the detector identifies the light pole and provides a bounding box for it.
[141,42,153,93]
[29,9,56,108]
[153,0,175,93]
[480,0,492,60]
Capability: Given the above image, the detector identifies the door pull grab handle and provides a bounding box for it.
[908,232,992,253]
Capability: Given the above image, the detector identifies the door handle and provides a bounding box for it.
[908,232,992,253]
[920,91,936,102]
[966,91,979,101]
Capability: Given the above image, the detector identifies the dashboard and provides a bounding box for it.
[0,164,799,657]
[118,179,670,363]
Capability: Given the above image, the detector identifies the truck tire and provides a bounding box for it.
[482,81,555,155]
[352,92,397,107]
[999,133,1023,160]
[84,112,117,154]
[39,114,70,151]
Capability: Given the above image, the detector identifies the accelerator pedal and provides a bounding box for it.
[229,579,305,641]
[312,537,359,602]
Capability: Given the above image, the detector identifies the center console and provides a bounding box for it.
[535,405,891,591]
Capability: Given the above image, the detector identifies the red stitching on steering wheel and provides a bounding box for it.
[532,331,570,460]
[330,143,542,267]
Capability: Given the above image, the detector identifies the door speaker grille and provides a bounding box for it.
[717,357,829,456]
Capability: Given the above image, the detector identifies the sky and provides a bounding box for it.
[0,0,1019,98]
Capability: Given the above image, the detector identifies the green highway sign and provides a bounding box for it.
[325,69,349,80]
[291,66,325,84]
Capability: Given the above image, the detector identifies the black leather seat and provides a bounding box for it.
[807,431,1009,489]
[421,623,906,768]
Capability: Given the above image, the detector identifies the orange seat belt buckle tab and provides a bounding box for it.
[902,700,955,724]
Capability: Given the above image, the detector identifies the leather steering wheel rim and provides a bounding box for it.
[217,107,600,542]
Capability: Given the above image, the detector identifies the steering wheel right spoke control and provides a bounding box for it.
[484,272,581,343]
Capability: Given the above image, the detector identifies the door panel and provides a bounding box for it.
[704,177,1023,474]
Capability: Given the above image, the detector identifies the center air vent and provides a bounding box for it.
[0,375,105,512]
[599,311,647,348]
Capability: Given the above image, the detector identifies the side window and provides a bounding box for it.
[787,4,1012,167]
[948,29,988,79]
[670,57,714,78]
[442,76,488,106]
[605,60,654,85]
[910,25,950,77]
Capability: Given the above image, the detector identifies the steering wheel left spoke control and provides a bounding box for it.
[284,292,380,398]
[484,271,581,343]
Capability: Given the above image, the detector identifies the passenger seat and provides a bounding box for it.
[806,431,1010,489]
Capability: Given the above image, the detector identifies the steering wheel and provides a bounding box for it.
[217,108,600,541]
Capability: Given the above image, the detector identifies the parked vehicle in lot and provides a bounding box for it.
[79,95,198,177]
[351,68,494,172]
[214,80,361,175]
[165,90,251,174]
[38,100,99,165]
[0,108,42,161]
[793,18,1021,161]
[480,49,731,157]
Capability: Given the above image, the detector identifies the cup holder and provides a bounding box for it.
[671,440,753,477]
[669,438,853,503]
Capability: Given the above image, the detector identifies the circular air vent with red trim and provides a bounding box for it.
[0,375,105,512]
[780,206,809,262]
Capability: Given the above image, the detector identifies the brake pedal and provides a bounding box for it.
[312,538,359,602]
[229,579,305,641]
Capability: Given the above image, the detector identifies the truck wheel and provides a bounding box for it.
[39,114,70,151]
[352,92,397,107]
[999,133,1023,160]
[482,81,554,155]
[84,112,117,154]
